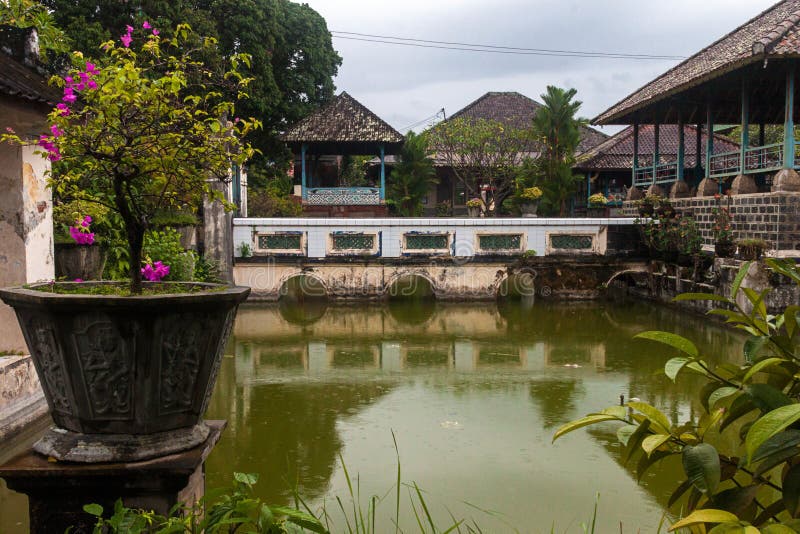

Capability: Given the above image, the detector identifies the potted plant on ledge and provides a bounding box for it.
[0,23,258,462]
[712,193,736,258]
[586,193,608,217]
[518,186,543,217]
[466,197,483,217]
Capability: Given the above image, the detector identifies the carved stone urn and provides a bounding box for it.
[0,282,249,462]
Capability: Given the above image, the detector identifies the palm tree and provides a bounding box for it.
[529,86,587,216]
[388,132,437,216]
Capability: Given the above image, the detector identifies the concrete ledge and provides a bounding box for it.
[0,355,48,442]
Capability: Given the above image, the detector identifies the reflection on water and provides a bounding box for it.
[203,299,744,532]
[0,299,743,532]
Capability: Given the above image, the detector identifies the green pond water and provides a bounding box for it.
[0,298,745,533]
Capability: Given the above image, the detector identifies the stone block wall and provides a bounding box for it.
[622,192,800,254]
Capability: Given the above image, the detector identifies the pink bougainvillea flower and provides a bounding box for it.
[69,225,94,245]
[56,103,70,115]
[85,62,98,75]
[62,88,77,103]
[64,76,73,85]
[87,80,98,90]
[5,127,14,133]
[50,124,62,137]
[79,72,89,83]
[152,29,160,36]
[141,261,170,282]
[73,278,83,283]
[143,21,151,29]
[120,33,133,47]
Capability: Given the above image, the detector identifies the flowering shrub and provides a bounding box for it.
[1,22,258,293]
[68,215,95,245]
[141,260,170,282]
[519,187,543,201]
[466,198,483,208]
[587,193,608,206]
[712,193,734,244]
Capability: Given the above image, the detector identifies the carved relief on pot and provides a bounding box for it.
[73,318,133,419]
[26,315,72,415]
[159,315,205,414]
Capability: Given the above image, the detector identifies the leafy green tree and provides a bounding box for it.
[0,0,69,60]
[388,132,437,216]
[41,0,341,177]
[525,86,586,216]
[3,23,257,293]
[427,117,532,217]
[555,259,800,532]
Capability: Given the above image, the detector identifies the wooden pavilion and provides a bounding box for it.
[595,0,800,199]
[281,92,404,217]
[574,124,739,210]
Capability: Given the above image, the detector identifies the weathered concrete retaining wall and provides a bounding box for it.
[622,192,800,255]
[617,259,800,316]
[234,257,647,301]
[0,355,47,442]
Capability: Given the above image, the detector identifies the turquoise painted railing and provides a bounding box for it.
[633,162,678,187]
[709,149,740,178]
[747,143,783,173]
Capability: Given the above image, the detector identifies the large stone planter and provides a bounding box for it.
[520,200,540,218]
[55,243,106,280]
[0,282,250,462]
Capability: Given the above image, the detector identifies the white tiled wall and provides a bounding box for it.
[233,217,637,258]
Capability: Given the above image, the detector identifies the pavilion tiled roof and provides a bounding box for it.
[0,53,60,105]
[595,0,800,124]
[575,124,740,170]
[449,91,609,153]
[281,91,404,144]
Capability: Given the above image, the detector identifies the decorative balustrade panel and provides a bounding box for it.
[331,233,376,251]
[654,163,678,184]
[478,234,522,251]
[404,233,449,251]
[745,144,783,173]
[257,233,303,251]
[306,187,381,205]
[633,167,654,187]
[550,234,593,250]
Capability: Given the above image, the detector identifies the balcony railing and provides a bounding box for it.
[633,162,678,187]
[709,150,740,178]
[304,187,381,206]
[745,143,783,173]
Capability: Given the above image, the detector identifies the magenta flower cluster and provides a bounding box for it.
[121,21,159,47]
[141,261,170,282]
[38,61,100,162]
[69,215,95,245]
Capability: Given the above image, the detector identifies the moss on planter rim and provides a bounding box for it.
[24,281,228,296]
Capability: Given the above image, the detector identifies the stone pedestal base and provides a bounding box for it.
[34,422,212,463]
[696,178,719,197]
[772,168,800,192]
[730,174,758,195]
[626,186,643,201]
[0,420,225,534]
[669,181,691,199]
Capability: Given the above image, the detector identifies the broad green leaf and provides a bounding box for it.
[682,443,721,495]
[617,425,638,447]
[665,357,693,382]
[747,383,792,412]
[784,463,800,517]
[635,331,699,358]
[668,509,739,531]
[743,357,787,383]
[708,308,749,324]
[701,381,724,413]
[708,387,739,409]
[742,287,768,320]
[731,261,753,299]
[674,293,730,303]
[699,408,726,440]
[628,401,672,434]
[751,429,800,464]
[623,419,651,465]
[83,503,103,517]
[553,414,620,442]
[643,434,672,456]
[785,305,800,339]
[743,336,770,364]
[597,406,627,419]
[745,404,800,464]
[709,485,759,517]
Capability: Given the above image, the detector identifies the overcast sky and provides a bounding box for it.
[303,0,777,135]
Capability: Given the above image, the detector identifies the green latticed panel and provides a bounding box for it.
[332,233,376,251]
[550,234,593,250]
[258,233,302,250]
[405,233,448,250]
[479,234,522,251]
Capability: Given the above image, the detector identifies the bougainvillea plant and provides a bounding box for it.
[141,260,170,282]
[1,22,259,293]
[68,215,95,245]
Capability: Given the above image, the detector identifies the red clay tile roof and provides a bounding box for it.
[0,53,60,105]
[595,0,800,124]
[450,91,609,153]
[575,124,740,170]
[281,91,404,144]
